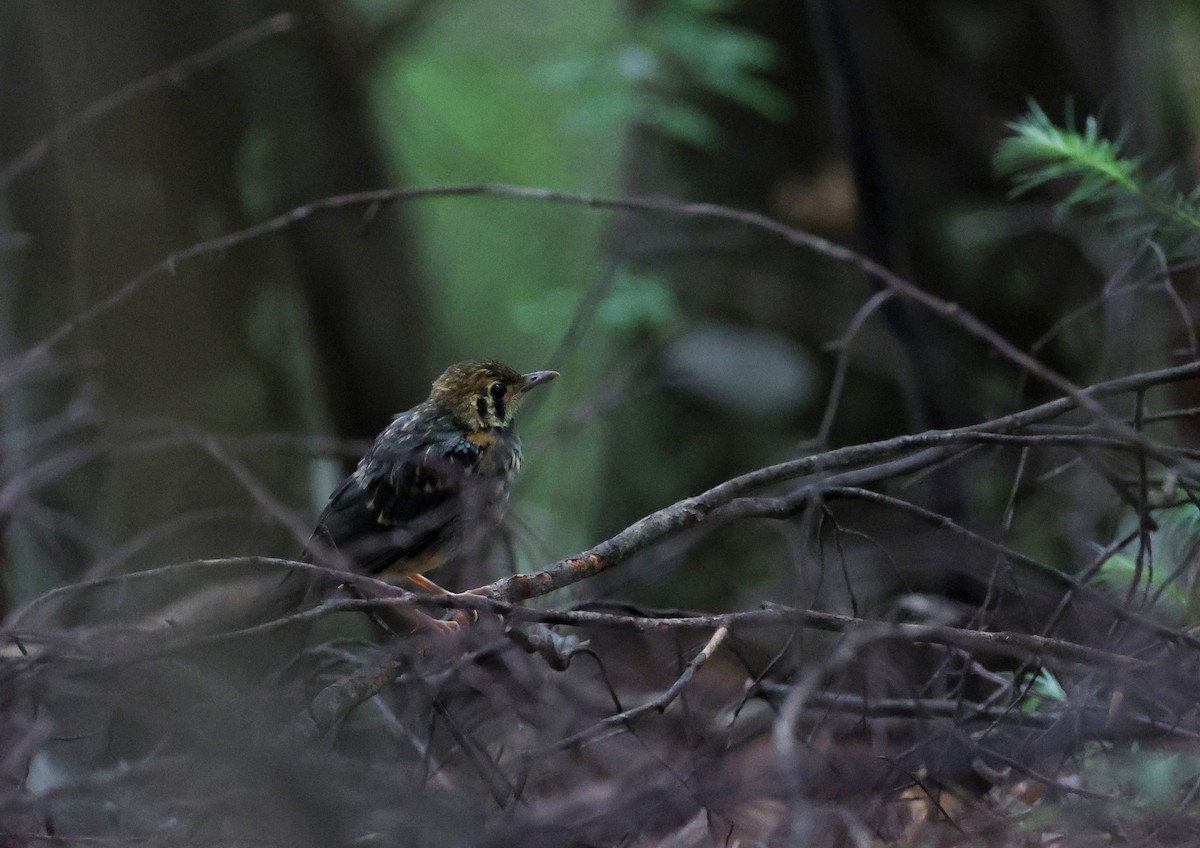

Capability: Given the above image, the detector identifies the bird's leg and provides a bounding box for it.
[408,574,478,626]
[408,573,450,594]
[352,580,461,636]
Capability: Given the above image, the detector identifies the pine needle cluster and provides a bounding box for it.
[995,102,1200,256]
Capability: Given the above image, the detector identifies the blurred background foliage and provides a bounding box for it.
[3,0,1200,618]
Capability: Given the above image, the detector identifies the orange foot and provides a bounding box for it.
[408,574,479,625]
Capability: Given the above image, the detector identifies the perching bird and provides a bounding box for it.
[301,360,558,607]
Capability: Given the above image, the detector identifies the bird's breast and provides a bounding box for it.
[465,429,499,449]
[462,430,520,474]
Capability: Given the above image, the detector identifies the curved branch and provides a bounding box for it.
[6,181,1189,453]
[0,14,297,189]
[479,370,1200,607]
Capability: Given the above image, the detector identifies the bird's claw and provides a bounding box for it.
[450,607,478,627]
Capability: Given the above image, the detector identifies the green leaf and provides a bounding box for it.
[654,11,790,121]
[994,667,1067,713]
[647,100,721,149]
[994,101,1200,256]
[994,102,1141,199]
[596,271,679,332]
[1091,552,1191,622]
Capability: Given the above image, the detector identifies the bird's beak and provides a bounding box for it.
[520,370,559,392]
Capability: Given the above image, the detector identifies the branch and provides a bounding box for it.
[3,182,1181,453]
[248,592,1148,674]
[0,14,297,189]
[3,556,1145,680]
[541,625,729,752]
[477,363,1200,607]
[5,555,405,628]
[289,650,405,741]
[753,684,1200,741]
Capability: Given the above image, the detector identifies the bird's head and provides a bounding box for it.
[429,360,558,430]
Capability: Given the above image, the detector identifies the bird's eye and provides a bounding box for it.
[489,382,507,399]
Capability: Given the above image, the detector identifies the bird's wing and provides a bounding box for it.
[303,433,484,575]
[374,437,482,522]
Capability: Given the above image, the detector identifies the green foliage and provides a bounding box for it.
[994,102,1200,255]
[1017,745,1200,838]
[369,0,627,362]
[595,270,679,332]
[996,103,1141,201]
[995,668,1067,714]
[1092,552,1192,623]
[648,0,791,121]
[362,0,792,566]
[541,0,790,149]
[1091,491,1200,625]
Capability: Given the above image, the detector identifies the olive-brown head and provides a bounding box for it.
[428,359,558,431]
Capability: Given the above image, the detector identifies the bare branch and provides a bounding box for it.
[478,363,1200,608]
[0,14,297,189]
[542,625,730,752]
[4,181,1181,451]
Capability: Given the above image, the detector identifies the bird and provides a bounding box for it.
[299,360,558,627]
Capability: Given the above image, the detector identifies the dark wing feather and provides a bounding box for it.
[376,440,479,521]
[302,433,483,576]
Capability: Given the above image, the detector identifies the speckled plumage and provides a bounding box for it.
[302,360,557,583]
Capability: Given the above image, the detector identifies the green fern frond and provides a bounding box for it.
[994,102,1141,201]
[994,102,1200,255]
[1168,188,1200,233]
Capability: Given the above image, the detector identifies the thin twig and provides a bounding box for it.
[0,14,297,188]
[814,288,895,446]
[542,624,730,752]
[1,182,1173,448]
